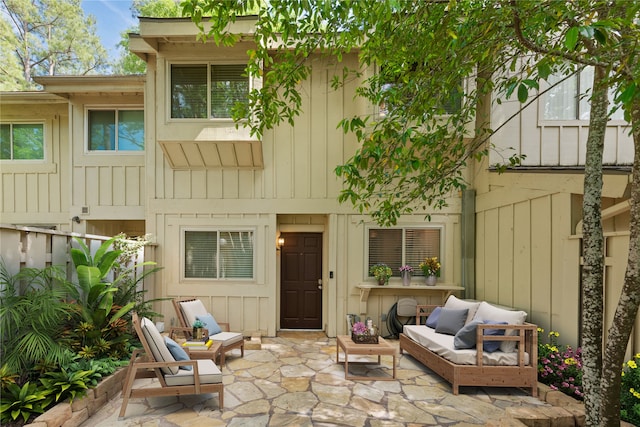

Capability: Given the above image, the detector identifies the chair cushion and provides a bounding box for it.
[165,336,192,370]
[472,302,527,352]
[435,308,469,336]
[444,295,481,324]
[140,317,179,375]
[211,331,243,347]
[179,299,209,327]
[197,313,222,335]
[164,359,222,386]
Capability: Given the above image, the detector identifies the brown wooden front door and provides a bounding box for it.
[280,232,323,329]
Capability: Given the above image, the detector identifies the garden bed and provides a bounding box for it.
[23,367,127,427]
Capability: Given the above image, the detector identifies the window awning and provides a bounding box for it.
[158,140,263,169]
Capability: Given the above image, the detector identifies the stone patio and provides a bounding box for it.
[80,332,550,426]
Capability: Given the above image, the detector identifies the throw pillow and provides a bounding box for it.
[472,301,527,352]
[482,321,507,353]
[443,295,481,324]
[197,313,223,335]
[434,308,469,336]
[164,336,192,370]
[453,319,483,349]
[424,306,442,329]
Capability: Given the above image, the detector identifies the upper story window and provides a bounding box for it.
[184,230,254,280]
[0,123,44,160]
[87,109,144,152]
[170,64,249,119]
[379,64,463,117]
[368,226,442,277]
[543,66,624,121]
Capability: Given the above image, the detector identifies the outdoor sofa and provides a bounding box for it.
[399,295,538,396]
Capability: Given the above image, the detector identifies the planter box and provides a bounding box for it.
[26,367,126,427]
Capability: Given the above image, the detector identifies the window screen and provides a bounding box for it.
[185,230,254,279]
[171,64,208,118]
[368,227,441,277]
[0,123,44,160]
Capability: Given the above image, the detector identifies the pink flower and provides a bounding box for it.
[352,321,367,335]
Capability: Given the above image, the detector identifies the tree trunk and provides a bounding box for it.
[599,96,640,426]
[581,64,608,427]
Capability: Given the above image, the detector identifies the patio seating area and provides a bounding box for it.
[79,331,551,426]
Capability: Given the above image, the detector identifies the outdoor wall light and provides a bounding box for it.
[72,216,81,224]
[277,237,285,249]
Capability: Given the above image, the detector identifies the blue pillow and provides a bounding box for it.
[453,319,483,349]
[196,313,222,335]
[164,336,192,370]
[425,306,442,329]
[483,321,507,352]
[435,308,469,336]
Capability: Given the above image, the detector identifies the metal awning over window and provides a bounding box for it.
[158,139,263,169]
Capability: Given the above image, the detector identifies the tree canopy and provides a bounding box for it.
[182,1,640,425]
[0,0,109,90]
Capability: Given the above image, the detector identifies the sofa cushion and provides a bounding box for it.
[444,295,481,324]
[483,321,507,353]
[453,319,483,349]
[165,336,192,371]
[197,313,223,335]
[425,306,442,329]
[472,302,527,352]
[403,325,530,366]
[140,317,179,375]
[435,308,468,336]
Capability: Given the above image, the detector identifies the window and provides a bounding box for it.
[0,123,44,160]
[378,64,463,117]
[88,109,144,151]
[543,67,624,121]
[171,64,250,119]
[368,227,441,277]
[184,230,254,279]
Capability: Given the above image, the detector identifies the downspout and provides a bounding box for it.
[461,189,476,299]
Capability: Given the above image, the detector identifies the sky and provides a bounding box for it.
[81,0,137,61]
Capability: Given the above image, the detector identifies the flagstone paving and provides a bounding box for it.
[81,332,548,426]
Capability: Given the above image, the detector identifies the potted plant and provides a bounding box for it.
[419,257,440,286]
[369,263,392,285]
[192,319,205,340]
[399,265,413,286]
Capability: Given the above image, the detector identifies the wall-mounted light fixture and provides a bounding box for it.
[72,216,81,224]
[277,236,285,250]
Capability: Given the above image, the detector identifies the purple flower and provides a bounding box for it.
[352,321,368,335]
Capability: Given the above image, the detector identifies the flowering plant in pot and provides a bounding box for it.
[369,263,392,285]
[419,257,440,276]
[399,265,413,286]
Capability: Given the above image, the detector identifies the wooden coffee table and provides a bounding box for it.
[336,335,397,381]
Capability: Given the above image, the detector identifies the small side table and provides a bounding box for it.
[185,341,222,366]
[336,335,397,381]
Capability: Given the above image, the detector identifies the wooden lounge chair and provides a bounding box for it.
[119,312,223,419]
[172,298,245,364]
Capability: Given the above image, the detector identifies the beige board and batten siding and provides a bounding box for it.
[68,95,146,221]
[144,38,370,336]
[0,97,70,228]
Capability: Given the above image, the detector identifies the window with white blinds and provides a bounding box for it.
[170,63,249,119]
[368,227,441,277]
[184,230,254,279]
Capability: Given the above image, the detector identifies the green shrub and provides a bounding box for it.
[39,367,95,403]
[0,381,52,423]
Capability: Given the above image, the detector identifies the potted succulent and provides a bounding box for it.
[370,263,392,285]
[192,319,205,340]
